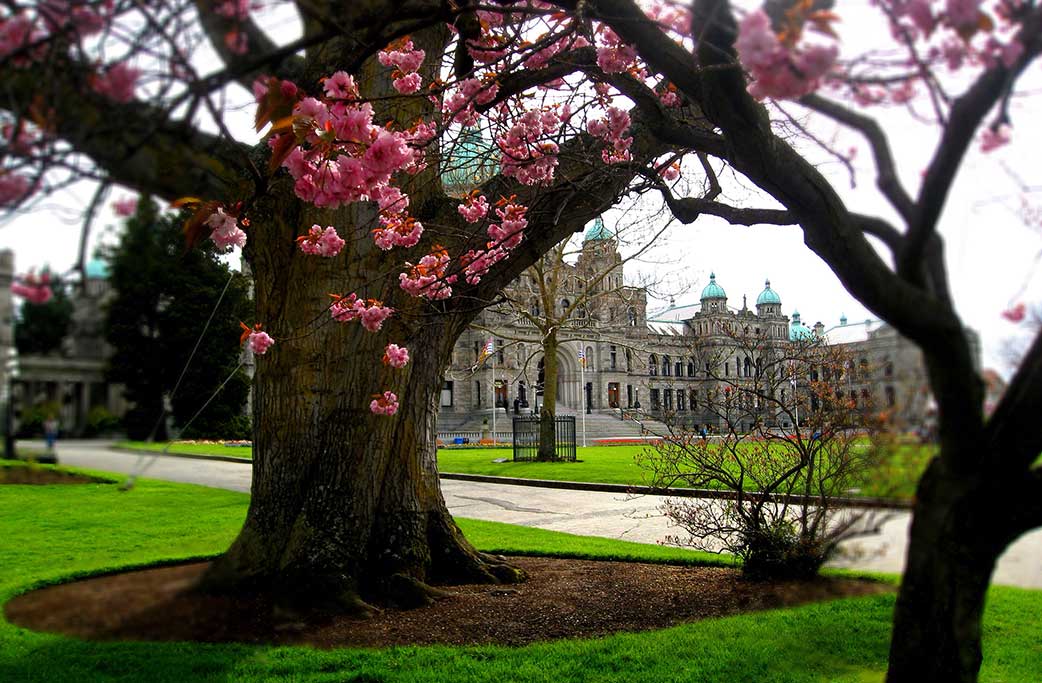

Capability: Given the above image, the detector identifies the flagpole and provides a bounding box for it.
[491,349,496,444]
[580,353,587,448]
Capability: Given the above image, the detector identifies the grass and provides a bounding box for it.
[120,440,930,499]
[1,459,1041,682]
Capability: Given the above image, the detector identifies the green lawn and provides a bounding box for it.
[2,459,1040,682]
[120,440,929,499]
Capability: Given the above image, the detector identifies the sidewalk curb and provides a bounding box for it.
[111,446,910,510]
[109,446,252,465]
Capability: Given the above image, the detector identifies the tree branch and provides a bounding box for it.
[799,93,915,222]
[986,326,1042,473]
[192,0,289,90]
[1,58,252,202]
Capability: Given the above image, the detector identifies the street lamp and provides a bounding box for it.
[3,348,19,460]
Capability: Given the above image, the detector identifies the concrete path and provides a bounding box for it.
[26,439,1042,589]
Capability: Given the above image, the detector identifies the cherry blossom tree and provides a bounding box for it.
[2,0,1040,680]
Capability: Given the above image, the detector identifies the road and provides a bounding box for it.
[30,439,1042,589]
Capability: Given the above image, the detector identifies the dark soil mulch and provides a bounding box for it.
[4,557,890,648]
[0,464,101,485]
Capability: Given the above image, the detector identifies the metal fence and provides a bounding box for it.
[511,415,576,462]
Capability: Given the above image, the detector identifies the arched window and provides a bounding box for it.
[530,298,541,317]
[649,354,658,376]
[585,346,594,371]
[577,305,587,319]
[628,307,637,326]
[675,360,683,377]
[662,355,671,376]
[561,298,570,313]
[690,389,698,411]
[687,360,695,377]
[743,357,752,378]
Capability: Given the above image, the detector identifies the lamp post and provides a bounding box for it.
[3,348,19,460]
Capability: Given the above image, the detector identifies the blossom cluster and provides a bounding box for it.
[297,224,345,257]
[378,38,425,94]
[399,247,454,300]
[112,196,139,217]
[735,11,837,100]
[587,107,633,164]
[0,172,31,208]
[248,330,274,355]
[370,391,400,416]
[497,108,565,186]
[329,293,394,332]
[595,26,638,74]
[91,64,142,103]
[10,271,53,304]
[382,343,410,368]
[443,77,499,127]
[205,207,247,249]
[460,198,528,285]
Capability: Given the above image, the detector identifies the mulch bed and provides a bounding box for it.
[4,557,890,648]
[0,464,101,485]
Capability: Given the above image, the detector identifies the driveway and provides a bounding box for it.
[28,439,1042,589]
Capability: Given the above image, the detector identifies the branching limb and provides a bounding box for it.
[986,327,1042,473]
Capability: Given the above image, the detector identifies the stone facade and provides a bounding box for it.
[440,222,978,432]
[0,251,126,437]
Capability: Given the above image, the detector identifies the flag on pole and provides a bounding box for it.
[479,338,494,362]
[577,348,586,368]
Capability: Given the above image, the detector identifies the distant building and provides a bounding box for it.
[0,250,125,437]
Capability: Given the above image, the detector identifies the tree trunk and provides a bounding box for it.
[199,191,523,611]
[538,330,560,460]
[886,455,1012,682]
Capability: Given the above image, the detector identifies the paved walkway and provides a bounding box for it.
[28,440,1042,589]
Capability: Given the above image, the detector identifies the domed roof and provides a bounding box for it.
[700,272,726,300]
[440,128,499,197]
[789,310,815,341]
[756,278,781,306]
[85,258,109,279]
[584,216,614,242]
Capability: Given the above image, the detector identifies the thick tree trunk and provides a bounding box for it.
[199,191,523,610]
[886,455,1013,682]
[538,331,560,460]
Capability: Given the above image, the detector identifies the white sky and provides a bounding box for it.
[2,3,1040,375]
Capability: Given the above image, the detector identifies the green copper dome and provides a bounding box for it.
[85,258,109,279]
[756,278,781,306]
[700,272,727,300]
[441,128,499,197]
[584,216,614,241]
[789,310,814,341]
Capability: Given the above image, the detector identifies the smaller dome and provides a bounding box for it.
[85,258,109,279]
[440,128,499,197]
[756,278,781,306]
[584,216,614,242]
[789,310,815,341]
[700,272,727,300]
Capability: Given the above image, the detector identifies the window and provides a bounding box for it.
[626,349,632,371]
[473,340,481,362]
[650,388,661,410]
[884,360,894,378]
[531,298,541,317]
[663,356,671,376]
[561,298,570,313]
[585,346,594,371]
[474,380,482,408]
[885,386,896,407]
[628,307,637,326]
[610,345,617,369]
[649,355,658,376]
[687,360,695,377]
[497,339,504,364]
[440,381,454,407]
[663,389,673,410]
[690,389,698,411]
[675,361,683,377]
[743,357,752,378]
[677,390,686,411]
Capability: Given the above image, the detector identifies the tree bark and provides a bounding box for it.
[538,330,560,460]
[199,190,523,610]
[886,455,1014,682]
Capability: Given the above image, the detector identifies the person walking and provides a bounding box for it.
[43,415,59,459]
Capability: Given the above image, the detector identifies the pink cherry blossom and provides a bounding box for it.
[91,63,141,103]
[980,125,1011,152]
[587,106,633,164]
[113,196,138,217]
[360,302,394,332]
[10,271,53,304]
[399,248,453,300]
[393,72,423,94]
[1001,302,1026,322]
[370,391,400,416]
[458,193,490,222]
[383,343,410,368]
[248,330,275,355]
[323,71,359,100]
[378,40,425,74]
[0,173,31,207]
[206,207,247,249]
[297,225,345,257]
[946,0,982,28]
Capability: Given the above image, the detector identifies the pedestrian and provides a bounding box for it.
[43,415,59,455]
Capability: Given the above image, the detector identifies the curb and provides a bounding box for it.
[110,447,911,510]
[109,446,252,465]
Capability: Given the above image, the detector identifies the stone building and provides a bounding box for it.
[439,220,977,432]
[0,250,126,437]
